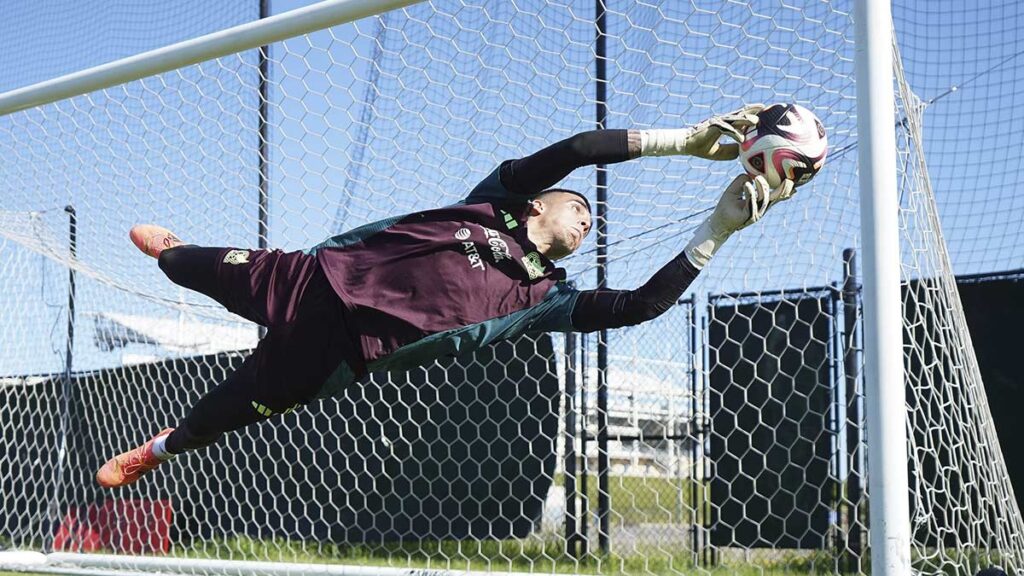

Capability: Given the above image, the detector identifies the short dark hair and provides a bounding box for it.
[532,188,591,212]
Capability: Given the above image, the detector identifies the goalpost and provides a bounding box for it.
[1,1,1022,575]
[853,0,910,573]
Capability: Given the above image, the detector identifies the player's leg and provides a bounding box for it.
[95,353,269,488]
[166,276,355,451]
[95,268,356,488]
[130,224,321,327]
[160,318,329,454]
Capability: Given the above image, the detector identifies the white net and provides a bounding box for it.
[0,1,1022,575]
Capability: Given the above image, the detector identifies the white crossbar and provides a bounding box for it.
[0,0,424,117]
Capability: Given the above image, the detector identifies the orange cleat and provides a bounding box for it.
[96,428,175,488]
[129,225,184,259]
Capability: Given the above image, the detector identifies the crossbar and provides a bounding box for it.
[0,0,424,117]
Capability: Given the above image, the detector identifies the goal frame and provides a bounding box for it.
[853,0,913,574]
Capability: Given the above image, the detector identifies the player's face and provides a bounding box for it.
[529,192,592,260]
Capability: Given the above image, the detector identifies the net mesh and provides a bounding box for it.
[0,1,1022,574]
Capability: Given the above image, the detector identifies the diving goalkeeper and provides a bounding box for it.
[97,104,794,488]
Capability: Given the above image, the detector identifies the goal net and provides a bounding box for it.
[0,1,1022,575]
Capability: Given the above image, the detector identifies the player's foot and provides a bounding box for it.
[129,225,183,259]
[95,428,174,488]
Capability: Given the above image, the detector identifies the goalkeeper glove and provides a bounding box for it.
[684,174,795,269]
[640,104,764,161]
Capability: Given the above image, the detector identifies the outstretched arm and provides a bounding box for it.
[498,129,639,196]
[570,174,795,332]
[571,250,699,332]
[467,104,765,202]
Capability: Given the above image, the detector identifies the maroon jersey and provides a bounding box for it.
[308,170,579,373]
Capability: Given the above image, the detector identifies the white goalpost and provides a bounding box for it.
[853,0,911,573]
[1,1,1022,575]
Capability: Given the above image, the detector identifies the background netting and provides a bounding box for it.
[0,1,1022,574]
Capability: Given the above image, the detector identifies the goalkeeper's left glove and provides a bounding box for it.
[639,104,765,161]
[683,174,795,269]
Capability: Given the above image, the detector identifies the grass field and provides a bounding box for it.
[0,476,840,575]
[0,563,839,576]
[555,474,707,526]
[0,565,823,569]
[0,475,844,575]
[174,538,838,574]
[0,527,839,576]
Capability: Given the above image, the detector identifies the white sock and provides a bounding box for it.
[151,433,176,461]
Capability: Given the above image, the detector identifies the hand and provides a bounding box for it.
[684,104,765,161]
[710,174,795,234]
[683,174,795,269]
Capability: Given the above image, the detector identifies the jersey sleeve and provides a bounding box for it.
[463,163,514,204]
[569,252,701,332]
[464,129,634,204]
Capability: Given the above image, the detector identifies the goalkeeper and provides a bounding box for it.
[97,104,794,488]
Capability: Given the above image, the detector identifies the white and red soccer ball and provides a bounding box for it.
[738,103,828,188]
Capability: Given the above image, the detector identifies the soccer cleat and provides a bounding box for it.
[129,225,183,259]
[95,428,174,488]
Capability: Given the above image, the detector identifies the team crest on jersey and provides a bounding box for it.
[521,251,545,280]
[223,250,250,265]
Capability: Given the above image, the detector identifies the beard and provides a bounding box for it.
[549,230,576,260]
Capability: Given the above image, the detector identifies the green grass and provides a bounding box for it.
[4,476,998,575]
[0,476,813,575]
[555,474,709,526]
[0,566,843,576]
[164,535,844,575]
[0,534,836,575]
[6,541,1006,575]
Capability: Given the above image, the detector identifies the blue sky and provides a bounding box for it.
[0,0,1020,384]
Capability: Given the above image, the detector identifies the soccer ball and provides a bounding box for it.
[738,103,828,188]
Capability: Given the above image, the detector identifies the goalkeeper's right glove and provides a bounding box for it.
[640,104,764,161]
[684,174,795,269]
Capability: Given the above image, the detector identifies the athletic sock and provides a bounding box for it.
[151,433,176,461]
